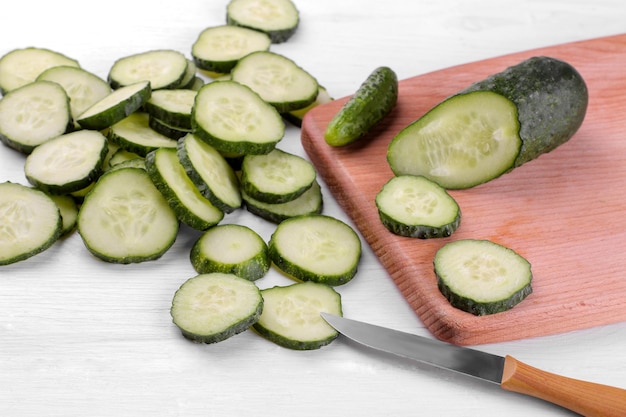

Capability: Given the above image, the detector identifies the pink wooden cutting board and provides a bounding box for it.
[301,34,626,345]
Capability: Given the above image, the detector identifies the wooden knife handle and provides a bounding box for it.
[500,355,626,417]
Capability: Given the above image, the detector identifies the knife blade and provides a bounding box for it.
[321,313,626,417]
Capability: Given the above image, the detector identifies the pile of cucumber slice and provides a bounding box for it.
[0,0,358,351]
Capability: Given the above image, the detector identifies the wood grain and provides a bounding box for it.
[301,34,626,345]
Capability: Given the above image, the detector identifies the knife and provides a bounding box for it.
[320,313,626,417]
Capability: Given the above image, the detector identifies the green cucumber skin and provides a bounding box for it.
[145,149,224,231]
[437,278,532,316]
[190,241,270,281]
[324,66,398,146]
[461,56,588,168]
[378,210,461,239]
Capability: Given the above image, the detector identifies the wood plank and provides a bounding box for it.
[301,34,626,345]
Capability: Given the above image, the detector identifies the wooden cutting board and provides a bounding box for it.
[301,34,626,346]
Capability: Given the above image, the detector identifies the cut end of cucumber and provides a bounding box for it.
[388,91,521,189]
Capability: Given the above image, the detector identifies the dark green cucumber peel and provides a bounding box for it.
[437,278,533,316]
[325,66,398,146]
[461,56,588,168]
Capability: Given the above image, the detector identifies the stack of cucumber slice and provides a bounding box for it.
[0,0,356,351]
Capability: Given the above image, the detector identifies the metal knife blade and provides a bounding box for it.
[321,313,626,417]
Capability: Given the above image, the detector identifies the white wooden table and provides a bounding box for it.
[1,1,625,415]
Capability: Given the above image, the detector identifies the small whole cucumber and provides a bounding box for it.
[324,66,398,147]
[387,56,588,189]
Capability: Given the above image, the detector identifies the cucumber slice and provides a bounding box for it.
[108,49,189,90]
[253,281,342,350]
[148,116,191,140]
[36,65,111,123]
[143,89,196,130]
[325,66,398,146]
[243,180,323,224]
[283,86,333,128]
[145,147,224,231]
[77,167,179,263]
[0,47,79,94]
[191,25,271,73]
[177,133,242,213]
[190,224,270,281]
[178,59,198,90]
[375,175,461,238]
[49,194,79,236]
[240,148,316,204]
[171,273,263,344]
[226,0,300,43]
[107,112,178,157]
[107,148,142,169]
[24,130,108,195]
[434,239,533,315]
[76,80,151,130]
[0,80,72,154]
[231,51,318,113]
[388,91,520,189]
[191,80,284,155]
[268,214,361,286]
[0,182,62,265]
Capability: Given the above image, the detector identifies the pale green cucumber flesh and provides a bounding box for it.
[240,148,316,204]
[0,47,80,94]
[77,167,179,263]
[108,49,189,90]
[243,179,323,224]
[0,80,72,154]
[171,273,263,344]
[253,281,342,350]
[191,25,271,73]
[325,66,398,146]
[192,80,284,155]
[388,91,521,190]
[145,147,223,231]
[37,65,111,122]
[376,175,460,239]
[434,239,533,315]
[190,224,269,281]
[268,214,361,286]
[0,182,62,265]
[231,51,317,113]
[24,130,108,195]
